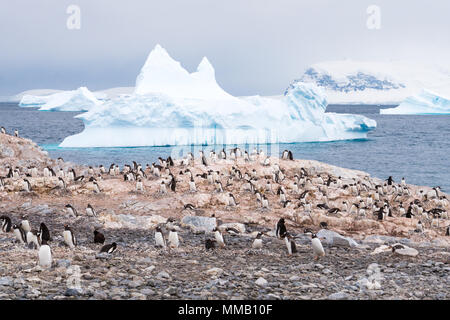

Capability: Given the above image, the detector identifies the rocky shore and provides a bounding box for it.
[0,133,448,300]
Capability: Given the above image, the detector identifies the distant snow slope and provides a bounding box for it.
[60,45,376,148]
[380,89,450,115]
[298,60,450,105]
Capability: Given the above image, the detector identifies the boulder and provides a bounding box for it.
[316,229,358,247]
[181,215,216,232]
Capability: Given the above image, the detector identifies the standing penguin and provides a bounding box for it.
[93,181,101,193]
[155,226,166,248]
[23,179,32,192]
[311,234,325,260]
[100,242,117,254]
[94,230,105,244]
[38,239,52,268]
[168,229,179,248]
[276,218,287,239]
[20,216,31,233]
[65,204,78,217]
[213,227,225,247]
[26,229,41,249]
[86,204,97,217]
[57,177,66,189]
[0,215,12,232]
[284,233,297,256]
[446,226,449,236]
[63,225,77,248]
[13,224,27,244]
[38,222,51,243]
[252,232,263,249]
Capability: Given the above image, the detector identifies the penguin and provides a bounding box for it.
[57,177,66,189]
[319,222,328,229]
[261,195,269,209]
[213,227,225,247]
[26,229,41,249]
[23,179,32,192]
[0,127,5,134]
[0,215,12,232]
[276,218,287,239]
[284,233,297,256]
[281,150,289,160]
[252,232,263,249]
[446,226,449,236]
[100,242,117,254]
[415,221,424,233]
[136,178,144,192]
[65,204,78,217]
[94,230,105,244]
[38,239,52,268]
[63,225,77,248]
[200,151,208,166]
[74,175,85,183]
[93,181,101,193]
[189,177,197,192]
[228,193,238,206]
[14,129,19,137]
[169,174,176,192]
[205,239,216,250]
[168,229,179,248]
[13,224,27,244]
[155,226,166,248]
[159,181,168,195]
[86,204,97,217]
[311,233,325,260]
[20,217,31,233]
[215,180,223,193]
[38,222,51,243]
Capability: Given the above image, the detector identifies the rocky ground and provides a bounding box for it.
[0,133,449,300]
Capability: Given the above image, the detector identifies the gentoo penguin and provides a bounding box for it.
[65,204,78,217]
[168,174,176,192]
[12,224,27,244]
[446,226,449,236]
[26,229,41,249]
[213,227,225,247]
[311,234,325,260]
[23,179,32,192]
[205,239,216,250]
[100,242,117,254]
[189,177,197,192]
[200,151,208,166]
[63,225,77,248]
[215,180,223,193]
[86,204,97,217]
[14,129,19,137]
[38,239,52,268]
[38,222,51,243]
[284,233,297,256]
[415,221,424,233]
[276,218,287,239]
[155,226,166,248]
[0,127,5,134]
[94,230,105,244]
[228,193,238,206]
[136,178,144,192]
[168,229,179,248]
[20,216,31,233]
[159,181,167,195]
[57,177,66,189]
[74,175,85,183]
[252,232,263,249]
[0,215,12,232]
[93,181,101,193]
[261,195,269,209]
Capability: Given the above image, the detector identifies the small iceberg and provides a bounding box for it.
[380,89,450,115]
[19,87,102,112]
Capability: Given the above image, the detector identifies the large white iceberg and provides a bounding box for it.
[19,87,103,111]
[380,89,450,115]
[59,45,376,148]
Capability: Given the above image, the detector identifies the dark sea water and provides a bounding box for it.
[0,103,449,192]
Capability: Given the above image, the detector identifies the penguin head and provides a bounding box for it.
[64,224,70,230]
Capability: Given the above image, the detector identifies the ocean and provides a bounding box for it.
[0,103,448,192]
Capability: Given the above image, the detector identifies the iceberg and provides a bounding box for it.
[59,45,376,148]
[380,89,450,115]
[19,87,103,111]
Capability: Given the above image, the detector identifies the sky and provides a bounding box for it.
[0,0,449,96]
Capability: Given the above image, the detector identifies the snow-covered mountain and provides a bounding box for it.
[297,60,450,105]
[380,90,450,115]
[60,45,376,148]
[19,87,103,111]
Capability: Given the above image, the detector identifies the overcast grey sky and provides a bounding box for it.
[0,0,449,96]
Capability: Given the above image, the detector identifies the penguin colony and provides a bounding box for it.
[0,130,449,269]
